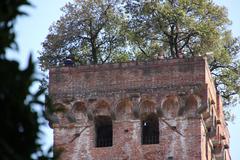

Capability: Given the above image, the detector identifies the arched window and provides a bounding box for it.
[141,113,159,145]
[95,116,112,147]
[116,99,133,120]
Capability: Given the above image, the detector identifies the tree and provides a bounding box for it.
[125,0,230,57]
[0,0,55,159]
[39,0,128,70]
[0,0,31,54]
[125,0,240,106]
[209,32,240,106]
[39,0,240,110]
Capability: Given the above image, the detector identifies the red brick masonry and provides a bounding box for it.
[49,57,231,160]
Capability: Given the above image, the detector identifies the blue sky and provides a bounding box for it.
[7,0,239,159]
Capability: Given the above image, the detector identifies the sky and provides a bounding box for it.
[7,0,240,159]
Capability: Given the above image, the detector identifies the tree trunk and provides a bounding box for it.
[91,39,98,64]
[174,24,179,58]
[169,25,176,58]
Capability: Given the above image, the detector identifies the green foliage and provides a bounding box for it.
[39,0,127,70]
[209,32,240,106]
[111,51,133,63]
[0,0,56,159]
[0,57,45,160]
[125,0,230,57]
[0,0,30,54]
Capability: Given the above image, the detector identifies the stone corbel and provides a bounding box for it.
[65,111,76,123]
[132,97,141,119]
[110,109,116,120]
[86,99,96,121]
[156,107,164,117]
[177,96,187,116]
[87,109,94,121]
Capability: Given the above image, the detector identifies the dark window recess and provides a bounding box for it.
[95,116,112,147]
[142,114,159,144]
[167,157,174,160]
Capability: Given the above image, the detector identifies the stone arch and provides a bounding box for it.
[140,100,156,116]
[161,96,179,119]
[178,95,200,117]
[53,102,68,112]
[186,95,199,112]
[72,101,87,122]
[116,98,133,120]
[93,100,111,116]
[73,101,87,113]
[53,102,68,124]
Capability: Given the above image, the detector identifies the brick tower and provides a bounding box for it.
[48,57,231,160]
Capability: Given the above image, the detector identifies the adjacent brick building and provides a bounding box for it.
[48,57,231,160]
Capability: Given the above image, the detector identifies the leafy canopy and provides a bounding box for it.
[39,0,240,108]
[39,0,128,69]
[125,0,229,57]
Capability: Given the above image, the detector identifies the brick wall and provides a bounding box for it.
[49,57,231,160]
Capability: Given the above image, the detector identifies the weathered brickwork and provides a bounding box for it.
[49,57,231,160]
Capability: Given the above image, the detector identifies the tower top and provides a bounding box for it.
[49,56,231,160]
[49,56,215,100]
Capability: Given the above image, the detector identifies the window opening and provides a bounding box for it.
[142,114,159,144]
[95,116,112,147]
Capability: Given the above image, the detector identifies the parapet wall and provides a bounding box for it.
[50,57,207,100]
